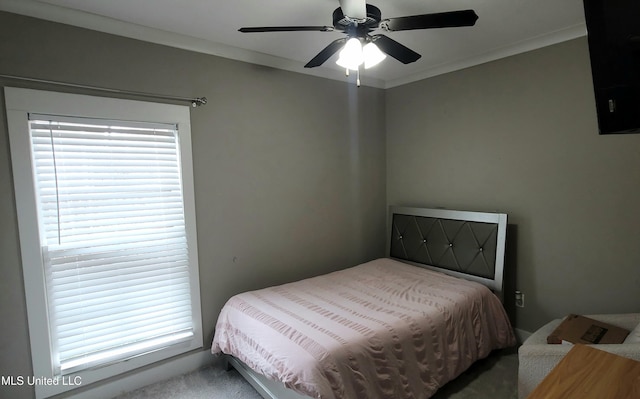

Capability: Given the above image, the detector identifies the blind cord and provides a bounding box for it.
[48,122,63,246]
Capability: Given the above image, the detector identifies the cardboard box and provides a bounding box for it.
[547,314,630,344]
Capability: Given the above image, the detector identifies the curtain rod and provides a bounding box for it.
[0,74,208,107]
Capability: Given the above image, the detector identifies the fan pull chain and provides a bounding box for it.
[342,68,361,87]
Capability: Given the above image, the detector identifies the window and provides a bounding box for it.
[5,88,202,398]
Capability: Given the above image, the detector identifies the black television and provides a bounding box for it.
[583,0,640,134]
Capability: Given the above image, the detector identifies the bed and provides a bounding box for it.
[211,206,516,399]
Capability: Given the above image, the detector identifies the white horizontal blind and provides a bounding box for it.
[29,114,195,375]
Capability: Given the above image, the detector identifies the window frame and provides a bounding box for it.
[5,87,203,398]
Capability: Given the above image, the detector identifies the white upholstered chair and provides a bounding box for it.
[517,313,640,399]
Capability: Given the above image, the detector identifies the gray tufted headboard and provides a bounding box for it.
[387,206,507,297]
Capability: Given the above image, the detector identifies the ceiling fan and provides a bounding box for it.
[239,0,478,79]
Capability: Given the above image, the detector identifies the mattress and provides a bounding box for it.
[212,258,515,399]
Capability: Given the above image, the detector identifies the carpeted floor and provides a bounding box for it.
[113,347,518,399]
[112,361,263,399]
[431,347,518,399]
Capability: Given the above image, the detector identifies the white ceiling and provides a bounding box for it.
[1,0,588,88]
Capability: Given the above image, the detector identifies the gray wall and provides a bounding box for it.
[387,38,640,332]
[2,8,640,398]
[0,11,387,397]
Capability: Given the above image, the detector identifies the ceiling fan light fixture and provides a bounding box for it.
[336,37,364,70]
[362,42,386,69]
[239,4,479,79]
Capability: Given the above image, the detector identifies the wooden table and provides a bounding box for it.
[526,344,640,399]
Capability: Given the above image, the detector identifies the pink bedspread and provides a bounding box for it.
[212,258,515,399]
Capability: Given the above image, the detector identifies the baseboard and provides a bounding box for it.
[515,328,532,344]
[63,349,216,399]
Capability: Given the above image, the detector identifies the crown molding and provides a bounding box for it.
[0,0,386,88]
[385,23,587,88]
[1,0,584,90]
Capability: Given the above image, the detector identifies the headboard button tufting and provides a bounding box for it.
[388,206,507,294]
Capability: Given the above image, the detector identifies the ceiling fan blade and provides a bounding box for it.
[239,26,334,33]
[339,0,367,20]
[383,10,478,32]
[304,38,348,68]
[371,35,421,64]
